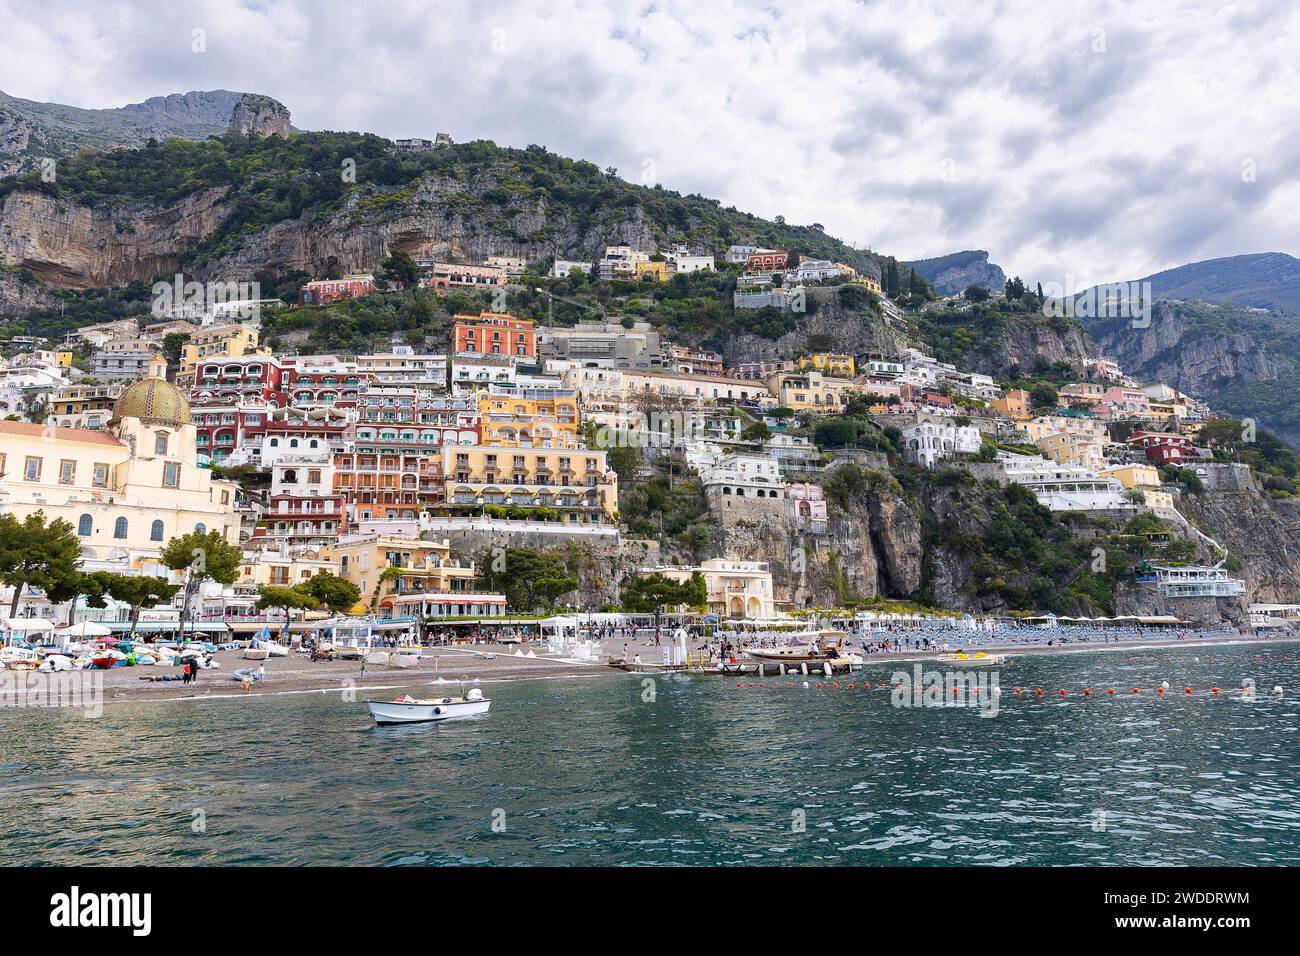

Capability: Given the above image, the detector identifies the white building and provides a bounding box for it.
[551,259,592,279]
[902,421,982,468]
[702,453,786,501]
[1152,565,1246,599]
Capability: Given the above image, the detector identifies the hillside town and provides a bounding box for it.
[0,240,1293,651]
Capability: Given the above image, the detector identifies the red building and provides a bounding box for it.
[192,355,288,407]
[299,274,376,305]
[746,251,789,273]
[452,312,536,358]
[1128,431,1206,466]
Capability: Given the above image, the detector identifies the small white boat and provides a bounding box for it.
[744,630,850,664]
[367,688,490,725]
[242,646,270,661]
[255,640,288,658]
[391,652,420,669]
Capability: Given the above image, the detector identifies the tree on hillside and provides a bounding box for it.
[104,574,181,640]
[885,258,901,298]
[48,569,118,626]
[0,511,82,618]
[161,530,243,640]
[619,571,708,614]
[1029,382,1059,409]
[296,571,361,613]
[475,547,580,611]
[256,585,321,634]
[380,249,421,288]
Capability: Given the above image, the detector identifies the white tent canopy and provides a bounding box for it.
[2,617,58,631]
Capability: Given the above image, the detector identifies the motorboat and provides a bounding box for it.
[743,630,851,664]
[936,651,1007,666]
[367,687,489,725]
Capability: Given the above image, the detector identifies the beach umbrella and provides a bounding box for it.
[60,621,113,637]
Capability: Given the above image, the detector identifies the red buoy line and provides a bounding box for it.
[729,680,1284,698]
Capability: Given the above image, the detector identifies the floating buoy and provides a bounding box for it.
[1059,689,1067,697]
[802,681,810,688]
[1132,688,1140,694]
[1035,688,1044,697]
[1184,687,1192,695]
[1211,687,1220,694]
[993,687,1002,697]
[1160,681,1170,690]
[1107,688,1115,695]
[1083,688,1091,697]
[1157,687,1166,695]
[1015,688,1022,696]
[1273,686,1284,695]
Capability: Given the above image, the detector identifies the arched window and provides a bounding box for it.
[113,517,128,539]
[195,523,206,534]
[150,519,164,541]
[77,514,93,537]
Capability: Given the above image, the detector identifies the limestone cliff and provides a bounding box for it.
[0,187,229,289]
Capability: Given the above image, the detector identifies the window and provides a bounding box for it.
[163,462,179,488]
[59,460,76,484]
[154,432,168,456]
[113,517,128,539]
[150,520,164,541]
[77,514,93,537]
[195,523,206,534]
[23,457,41,481]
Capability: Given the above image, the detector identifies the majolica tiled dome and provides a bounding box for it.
[110,377,191,427]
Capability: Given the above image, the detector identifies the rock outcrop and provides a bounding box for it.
[905,250,1007,296]
[226,94,292,139]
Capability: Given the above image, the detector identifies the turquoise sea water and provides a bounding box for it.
[1,644,1297,866]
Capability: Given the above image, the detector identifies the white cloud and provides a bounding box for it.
[1,0,1297,283]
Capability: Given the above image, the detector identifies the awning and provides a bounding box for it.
[103,622,230,633]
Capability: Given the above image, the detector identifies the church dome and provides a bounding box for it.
[110,377,191,427]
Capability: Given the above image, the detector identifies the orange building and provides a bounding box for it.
[452,312,536,358]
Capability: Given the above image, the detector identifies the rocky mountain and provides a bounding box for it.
[0,90,291,176]
[904,249,1006,296]
[1082,252,1300,315]
[0,128,885,311]
[1088,299,1300,447]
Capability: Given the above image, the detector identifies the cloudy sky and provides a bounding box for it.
[3,0,1298,285]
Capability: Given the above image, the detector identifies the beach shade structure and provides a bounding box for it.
[1,617,59,645]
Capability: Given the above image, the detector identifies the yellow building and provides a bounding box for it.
[634,260,669,282]
[851,274,882,294]
[803,353,855,378]
[475,388,581,447]
[321,533,494,619]
[766,369,853,411]
[236,548,337,587]
[177,324,269,387]
[48,382,125,429]
[643,559,776,619]
[441,444,618,522]
[0,375,239,576]
[992,389,1032,420]
[55,350,74,369]
[1099,463,1161,489]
